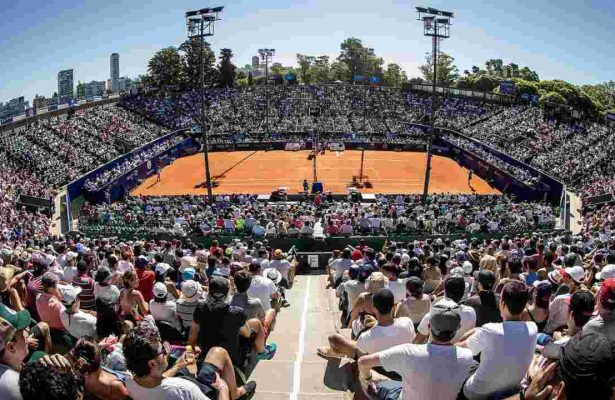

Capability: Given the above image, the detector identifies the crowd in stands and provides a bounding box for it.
[78,193,558,239]
[320,232,615,399]
[0,105,169,187]
[83,133,187,192]
[0,168,54,244]
[0,234,294,400]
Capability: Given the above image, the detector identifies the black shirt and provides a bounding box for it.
[193,301,247,365]
[461,291,502,327]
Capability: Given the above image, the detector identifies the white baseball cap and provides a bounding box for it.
[58,284,82,305]
[564,266,584,284]
[596,265,615,281]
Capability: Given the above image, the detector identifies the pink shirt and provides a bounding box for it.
[36,292,66,330]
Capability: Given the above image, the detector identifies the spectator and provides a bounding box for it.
[149,282,182,333]
[60,285,97,340]
[457,280,537,399]
[246,262,279,312]
[72,260,95,311]
[461,270,502,327]
[394,277,431,327]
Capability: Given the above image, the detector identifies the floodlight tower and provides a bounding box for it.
[416,6,453,204]
[258,48,275,132]
[186,6,224,201]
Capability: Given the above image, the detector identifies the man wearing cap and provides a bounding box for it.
[461,270,502,327]
[584,278,615,337]
[414,276,476,344]
[189,276,276,368]
[176,280,204,332]
[358,299,476,400]
[59,284,97,340]
[457,280,537,399]
[149,282,182,334]
[269,249,293,289]
[0,314,31,399]
[545,264,584,334]
[61,251,78,283]
[318,289,415,360]
[247,261,279,312]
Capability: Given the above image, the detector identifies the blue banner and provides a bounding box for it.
[284,72,296,82]
[0,117,13,125]
[607,113,615,121]
[530,94,539,105]
[353,75,365,82]
[500,80,515,95]
[369,76,381,84]
[520,93,530,100]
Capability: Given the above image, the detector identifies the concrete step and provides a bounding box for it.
[252,391,352,400]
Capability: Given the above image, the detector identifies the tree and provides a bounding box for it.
[473,75,500,92]
[471,65,480,74]
[270,62,284,77]
[248,72,254,86]
[337,37,383,81]
[419,52,459,86]
[76,81,86,98]
[296,54,315,84]
[148,47,184,90]
[519,66,539,82]
[236,70,247,80]
[218,48,236,88]
[539,91,567,106]
[309,56,331,83]
[329,61,351,82]
[383,63,408,88]
[178,38,216,89]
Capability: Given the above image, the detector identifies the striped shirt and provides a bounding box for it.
[176,298,202,330]
[72,274,96,310]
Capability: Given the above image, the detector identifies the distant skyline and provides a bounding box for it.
[1,0,613,103]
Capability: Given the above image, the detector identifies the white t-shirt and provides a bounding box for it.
[62,266,78,283]
[247,275,277,311]
[387,280,407,304]
[61,310,98,339]
[331,258,353,280]
[356,317,416,354]
[463,321,538,399]
[379,343,475,400]
[417,299,476,343]
[0,364,21,400]
[269,259,291,280]
[150,299,182,331]
[125,376,211,400]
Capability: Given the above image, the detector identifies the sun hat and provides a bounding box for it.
[596,264,615,281]
[264,268,282,284]
[181,280,200,299]
[152,282,168,299]
[182,267,196,281]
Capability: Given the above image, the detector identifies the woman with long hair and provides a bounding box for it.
[119,270,148,323]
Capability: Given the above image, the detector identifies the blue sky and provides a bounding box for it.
[1,0,614,103]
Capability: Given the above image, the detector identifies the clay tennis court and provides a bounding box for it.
[131,150,501,196]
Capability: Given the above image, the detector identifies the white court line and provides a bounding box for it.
[290,275,311,400]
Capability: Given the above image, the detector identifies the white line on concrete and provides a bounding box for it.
[290,275,311,400]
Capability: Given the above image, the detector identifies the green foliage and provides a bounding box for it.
[309,56,331,83]
[297,54,315,83]
[147,47,185,90]
[539,91,567,105]
[218,48,236,88]
[337,37,384,81]
[383,63,408,88]
[248,72,253,86]
[329,61,351,82]
[178,39,216,88]
[419,52,459,86]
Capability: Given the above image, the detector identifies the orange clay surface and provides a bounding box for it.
[131,150,501,196]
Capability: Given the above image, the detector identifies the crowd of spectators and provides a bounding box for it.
[83,133,187,192]
[0,234,296,400]
[321,232,615,399]
[0,105,169,187]
[78,193,558,239]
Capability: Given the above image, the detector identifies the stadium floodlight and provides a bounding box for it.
[415,5,454,204]
[258,48,275,133]
[185,5,224,200]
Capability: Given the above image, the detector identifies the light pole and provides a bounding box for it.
[186,6,224,201]
[258,48,275,132]
[416,6,453,204]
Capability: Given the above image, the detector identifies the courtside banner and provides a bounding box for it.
[328,142,345,151]
[285,142,304,151]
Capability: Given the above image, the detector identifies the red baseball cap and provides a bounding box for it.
[599,278,615,310]
[351,250,363,261]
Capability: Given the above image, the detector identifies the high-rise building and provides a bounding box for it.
[84,81,106,98]
[110,53,120,91]
[0,96,29,118]
[252,55,260,70]
[33,95,49,110]
[58,69,74,101]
